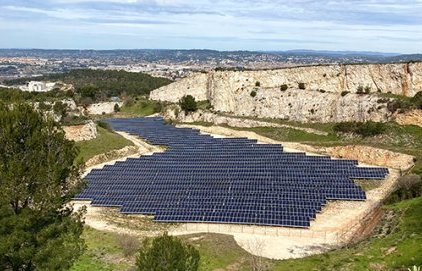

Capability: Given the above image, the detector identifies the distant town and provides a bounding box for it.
[1,49,421,84]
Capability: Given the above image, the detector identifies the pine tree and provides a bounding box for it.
[0,103,85,271]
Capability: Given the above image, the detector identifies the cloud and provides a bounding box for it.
[0,0,421,53]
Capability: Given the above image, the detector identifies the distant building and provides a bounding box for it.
[20,81,56,92]
[27,81,47,92]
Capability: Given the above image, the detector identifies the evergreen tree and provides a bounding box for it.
[179,95,198,113]
[0,103,85,271]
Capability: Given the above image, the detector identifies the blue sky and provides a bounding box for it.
[0,0,421,53]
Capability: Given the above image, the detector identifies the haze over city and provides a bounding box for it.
[1,0,422,53]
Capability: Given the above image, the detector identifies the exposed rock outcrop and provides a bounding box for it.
[151,62,422,123]
[86,102,123,115]
[394,109,422,127]
[167,108,328,135]
[63,120,97,142]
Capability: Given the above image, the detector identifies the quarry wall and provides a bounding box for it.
[150,62,422,123]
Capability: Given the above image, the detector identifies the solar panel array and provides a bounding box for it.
[75,117,389,228]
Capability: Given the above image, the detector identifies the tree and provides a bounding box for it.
[0,103,85,271]
[298,82,306,90]
[53,101,68,120]
[179,95,198,113]
[136,232,199,271]
[114,103,120,112]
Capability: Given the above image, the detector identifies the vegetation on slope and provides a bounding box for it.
[4,69,172,103]
[119,96,163,116]
[273,196,422,271]
[75,125,133,162]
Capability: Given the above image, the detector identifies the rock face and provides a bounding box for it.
[63,121,97,142]
[394,109,422,127]
[86,102,123,115]
[167,108,328,135]
[150,62,422,123]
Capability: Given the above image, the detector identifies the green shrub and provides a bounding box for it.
[117,234,140,257]
[136,232,199,271]
[179,95,198,113]
[114,103,120,112]
[364,86,371,94]
[298,83,306,90]
[386,175,422,203]
[255,81,261,87]
[280,84,288,91]
[411,91,422,109]
[333,121,387,137]
[250,90,257,97]
[357,85,364,94]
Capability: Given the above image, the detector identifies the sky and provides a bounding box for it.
[0,0,422,53]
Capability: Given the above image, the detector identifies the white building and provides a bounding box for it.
[28,81,47,92]
[19,81,56,92]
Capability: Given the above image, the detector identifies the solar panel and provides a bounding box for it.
[74,117,389,228]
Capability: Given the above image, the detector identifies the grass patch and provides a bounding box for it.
[181,233,252,271]
[272,196,422,271]
[71,227,134,271]
[75,126,133,162]
[120,98,162,116]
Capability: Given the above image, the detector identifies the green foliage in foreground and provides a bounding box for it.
[136,232,200,271]
[75,126,133,162]
[272,196,422,271]
[0,103,85,271]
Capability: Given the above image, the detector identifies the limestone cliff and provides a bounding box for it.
[150,62,422,123]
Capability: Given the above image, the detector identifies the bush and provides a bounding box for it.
[298,83,306,90]
[255,81,261,87]
[114,103,120,112]
[38,101,52,111]
[179,95,198,113]
[333,121,387,137]
[411,91,422,109]
[364,86,371,94]
[341,91,350,97]
[136,232,199,271]
[250,90,257,97]
[53,101,68,119]
[387,175,422,203]
[357,85,364,94]
[387,99,412,113]
[117,234,140,257]
[280,84,288,91]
